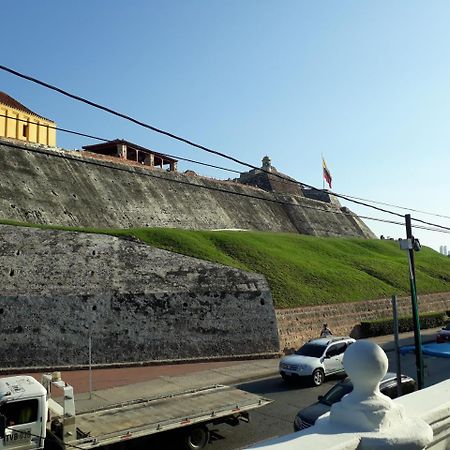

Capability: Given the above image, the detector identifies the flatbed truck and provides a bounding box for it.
[0,372,271,449]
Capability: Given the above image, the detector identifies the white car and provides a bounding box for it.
[279,336,356,386]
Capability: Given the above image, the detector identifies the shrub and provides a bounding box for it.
[360,311,447,338]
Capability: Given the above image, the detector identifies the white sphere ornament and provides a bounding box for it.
[344,339,388,401]
[326,340,433,449]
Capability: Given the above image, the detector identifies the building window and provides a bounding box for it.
[22,124,28,138]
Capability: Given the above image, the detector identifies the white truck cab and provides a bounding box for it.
[0,376,47,449]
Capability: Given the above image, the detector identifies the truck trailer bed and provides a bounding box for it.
[69,384,271,448]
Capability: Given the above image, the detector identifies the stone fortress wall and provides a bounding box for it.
[0,139,386,368]
[0,224,279,368]
[0,140,374,238]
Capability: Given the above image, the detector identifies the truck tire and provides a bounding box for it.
[312,368,325,386]
[183,425,210,450]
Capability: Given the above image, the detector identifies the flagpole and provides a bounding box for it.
[321,153,325,189]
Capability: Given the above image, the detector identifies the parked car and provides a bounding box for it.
[279,336,356,386]
[293,372,416,431]
[436,323,450,343]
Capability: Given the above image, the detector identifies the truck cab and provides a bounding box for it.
[0,376,47,449]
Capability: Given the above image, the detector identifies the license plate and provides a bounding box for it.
[4,429,31,446]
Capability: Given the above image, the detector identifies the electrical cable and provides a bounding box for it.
[2,139,450,237]
[0,113,105,143]
[3,113,449,223]
[0,114,242,175]
[358,215,450,234]
[1,65,449,233]
[0,65,410,217]
[4,111,448,219]
[0,140,394,222]
[341,193,450,220]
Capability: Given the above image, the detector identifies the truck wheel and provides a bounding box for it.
[312,369,324,386]
[183,425,210,450]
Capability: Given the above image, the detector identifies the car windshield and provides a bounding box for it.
[320,383,353,406]
[295,343,326,358]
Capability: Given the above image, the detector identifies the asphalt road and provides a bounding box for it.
[204,350,450,450]
[121,349,450,450]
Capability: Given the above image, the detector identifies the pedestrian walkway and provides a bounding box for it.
[24,327,441,400]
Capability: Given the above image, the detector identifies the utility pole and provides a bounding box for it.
[400,214,424,389]
[391,295,402,397]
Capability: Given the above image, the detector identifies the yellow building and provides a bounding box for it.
[0,91,56,146]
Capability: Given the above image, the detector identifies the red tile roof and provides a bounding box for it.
[0,91,52,121]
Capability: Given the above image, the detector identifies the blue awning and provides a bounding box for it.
[400,342,450,359]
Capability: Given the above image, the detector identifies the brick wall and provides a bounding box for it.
[276,292,450,353]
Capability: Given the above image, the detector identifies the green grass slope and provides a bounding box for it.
[116,228,450,308]
[3,221,450,308]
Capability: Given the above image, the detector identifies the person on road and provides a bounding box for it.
[320,323,333,338]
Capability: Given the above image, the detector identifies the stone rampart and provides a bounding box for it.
[0,140,374,238]
[276,292,450,352]
[0,225,279,368]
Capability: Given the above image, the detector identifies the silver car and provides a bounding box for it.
[279,336,355,386]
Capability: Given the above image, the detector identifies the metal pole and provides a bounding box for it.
[405,214,424,389]
[391,295,402,397]
[88,331,93,399]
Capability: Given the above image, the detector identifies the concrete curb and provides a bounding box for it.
[0,352,281,375]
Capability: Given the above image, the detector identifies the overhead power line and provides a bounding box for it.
[1,64,449,233]
[358,215,450,234]
[0,113,105,142]
[342,193,450,220]
[0,140,355,216]
[2,139,450,237]
[0,64,250,167]
[4,113,448,222]
[0,114,241,175]
[3,113,449,224]
[0,65,404,213]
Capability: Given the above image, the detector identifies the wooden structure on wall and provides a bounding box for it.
[83,139,177,172]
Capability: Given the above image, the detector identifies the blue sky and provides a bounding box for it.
[2,1,450,251]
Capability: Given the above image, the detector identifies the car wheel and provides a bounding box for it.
[312,369,324,386]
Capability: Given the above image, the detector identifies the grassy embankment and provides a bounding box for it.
[3,220,450,308]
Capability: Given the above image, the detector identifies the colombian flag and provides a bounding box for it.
[322,156,332,189]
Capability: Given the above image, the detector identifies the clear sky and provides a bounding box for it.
[2,1,450,251]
